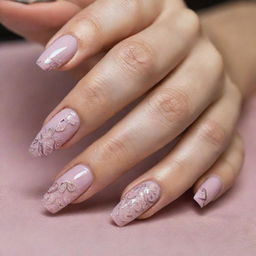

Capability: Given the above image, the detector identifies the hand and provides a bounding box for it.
[0,0,102,78]
[3,0,245,226]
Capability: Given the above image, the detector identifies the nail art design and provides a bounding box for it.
[43,165,93,213]
[196,188,207,205]
[43,182,76,211]
[111,181,161,227]
[36,35,77,71]
[29,108,80,157]
[194,176,222,208]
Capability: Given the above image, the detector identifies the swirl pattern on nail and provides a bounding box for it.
[111,181,161,227]
[29,111,79,157]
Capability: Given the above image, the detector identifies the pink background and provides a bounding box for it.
[0,42,255,255]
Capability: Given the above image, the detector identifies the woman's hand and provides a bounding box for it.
[2,0,245,226]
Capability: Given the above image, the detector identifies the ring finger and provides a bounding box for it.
[40,39,225,214]
[111,82,241,226]
[29,9,199,157]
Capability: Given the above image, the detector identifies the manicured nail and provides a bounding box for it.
[13,0,55,4]
[193,176,222,208]
[29,108,80,157]
[36,35,77,71]
[111,181,161,227]
[42,165,93,213]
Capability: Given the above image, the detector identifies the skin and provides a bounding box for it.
[1,0,255,220]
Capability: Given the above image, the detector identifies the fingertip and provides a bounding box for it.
[193,175,222,208]
[0,1,80,42]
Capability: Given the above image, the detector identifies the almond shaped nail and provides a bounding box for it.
[13,0,55,4]
[42,164,93,213]
[29,108,80,157]
[37,35,77,71]
[111,181,161,227]
[193,176,222,208]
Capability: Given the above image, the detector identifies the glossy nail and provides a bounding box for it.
[37,35,77,71]
[29,108,80,157]
[42,165,93,213]
[111,181,161,227]
[13,0,55,4]
[194,176,222,208]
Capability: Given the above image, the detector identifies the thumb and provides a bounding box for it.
[0,0,80,44]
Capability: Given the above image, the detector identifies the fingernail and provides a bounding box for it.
[12,0,55,4]
[29,108,80,157]
[36,35,77,71]
[193,176,222,208]
[42,164,93,213]
[111,181,161,227]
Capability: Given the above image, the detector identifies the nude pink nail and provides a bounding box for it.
[111,181,161,227]
[42,165,93,214]
[13,0,55,3]
[193,176,222,208]
[36,35,77,71]
[29,108,80,157]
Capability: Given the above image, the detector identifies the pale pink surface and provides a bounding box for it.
[0,42,256,255]
[37,35,77,71]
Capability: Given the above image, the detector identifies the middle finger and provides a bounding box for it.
[41,39,224,213]
[30,10,199,157]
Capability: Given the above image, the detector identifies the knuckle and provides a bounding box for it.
[206,46,225,92]
[224,137,245,185]
[228,81,243,107]
[224,158,240,186]
[200,120,227,148]
[148,89,191,125]
[116,40,155,75]
[235,134,244,154]
[120,0,141,14]
[234,134,245,169]
[101,137,129,162]
[78,77,108,110]
[177,9,201,37]
[211,47,225,76]
[73,14,102,44]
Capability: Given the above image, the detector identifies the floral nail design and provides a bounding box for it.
[111,181,161,227]
[29,110,79,157]
[31,128,57,157]
[42,165,94,214]
[43,181,77,213]
[55,113,78,132]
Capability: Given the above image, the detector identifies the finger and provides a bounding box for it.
[0,0,80,44]
[29,10,200,157]
[40,40,225,214]
[36,0,166,70]
[110,82,241,226]
[193,133,244,208]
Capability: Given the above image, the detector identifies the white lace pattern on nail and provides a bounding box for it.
[29,112,78,157]
[42,181,77,213]
[112,181,160,226]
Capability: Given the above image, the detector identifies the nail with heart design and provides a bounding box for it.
[193,176,222,208]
